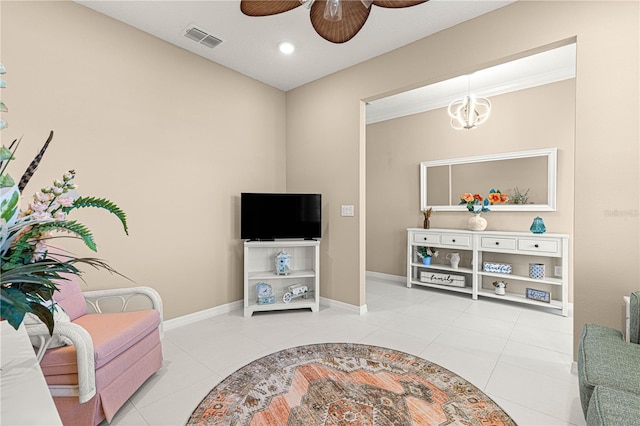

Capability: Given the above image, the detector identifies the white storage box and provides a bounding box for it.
[420,271,465,287]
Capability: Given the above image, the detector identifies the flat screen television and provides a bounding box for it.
[241,193,322,240]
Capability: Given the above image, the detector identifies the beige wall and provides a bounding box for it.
[2,1,638,359]
[286,1,639,357]
[366,80,576,300]
[1,1,287,320]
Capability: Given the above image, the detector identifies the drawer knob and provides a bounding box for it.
[452,239,456,243]
[423,237,427,241]
[534,244,539,248]
[495,242,500,245]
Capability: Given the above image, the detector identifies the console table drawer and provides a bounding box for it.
[481,237,517,251]
[518,238,559,254]
[441,234,471,248]
[413,233,440,244]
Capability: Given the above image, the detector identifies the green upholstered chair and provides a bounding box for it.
[578,291,640,423]
[630,291,640,344]
[587,386,640,426]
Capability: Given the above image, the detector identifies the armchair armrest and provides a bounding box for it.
[83,286,164,337]
[630,291,639,344]
[26,322,96,403]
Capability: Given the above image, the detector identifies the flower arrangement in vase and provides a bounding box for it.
[1,136,129,334]
[422,207,433,229]
[416,246,438,265]
[459,189,508,231]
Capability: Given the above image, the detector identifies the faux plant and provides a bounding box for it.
[1,133,128,334]
[416,246,438,259]
[510,187,530,205]
[460,189,509,213]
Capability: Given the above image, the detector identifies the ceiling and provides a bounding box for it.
[75,0,515,92]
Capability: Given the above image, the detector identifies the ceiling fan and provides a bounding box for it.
[240,0,428,44]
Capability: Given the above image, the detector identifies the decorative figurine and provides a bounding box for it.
[493,280,507,295]
[282,284,309,303]
[446,252,460,269]
[530,216,546,234]
[275,250,291,275]
[256,282,275,305]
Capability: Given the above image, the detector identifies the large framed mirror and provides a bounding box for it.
[420,148,557,211]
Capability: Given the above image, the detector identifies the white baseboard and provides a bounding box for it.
[163,295,369,330]
[366,271,405,284]
[163,300,243,331]
[164,273,408,328]
[570,361,578,376]
[320,297,367,315]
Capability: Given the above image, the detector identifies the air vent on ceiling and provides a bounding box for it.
[184,26,222,49]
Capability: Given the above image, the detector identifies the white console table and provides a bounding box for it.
[1,321,62,425]
[407,228,569,316]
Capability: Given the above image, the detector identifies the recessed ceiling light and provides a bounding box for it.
[278,42,295,55]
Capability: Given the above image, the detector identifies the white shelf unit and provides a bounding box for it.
[407,228,475,297]
[243,239,320,317]
[407,228,569,316]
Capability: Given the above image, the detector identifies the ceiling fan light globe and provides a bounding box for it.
[324,0,343,21]
[361,0,374,9]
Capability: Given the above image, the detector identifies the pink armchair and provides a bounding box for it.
[25,275,163,425]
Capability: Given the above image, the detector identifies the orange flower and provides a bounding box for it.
[473,194,483,201]
[500,194,509,203]
[461,193,474,202]
[488,192,502,204]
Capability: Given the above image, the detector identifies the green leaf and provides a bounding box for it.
[0,173,15,188]
[8,220,97,265]
[0,187,19,221]
[0,146,13,161]
[0,287,30,330]
[63,196,128,235]
[29,301,55,335]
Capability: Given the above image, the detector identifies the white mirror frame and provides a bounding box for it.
[420,148,557,212]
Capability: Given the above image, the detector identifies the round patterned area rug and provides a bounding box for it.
[188,343,516,426]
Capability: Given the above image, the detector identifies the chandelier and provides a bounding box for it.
[447,77,491,130]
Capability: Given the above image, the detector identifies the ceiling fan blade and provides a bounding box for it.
[310,0,371,43]
[240,0,302,17]
[373,0,427,8]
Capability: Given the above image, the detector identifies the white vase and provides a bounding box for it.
[467,214,487,231]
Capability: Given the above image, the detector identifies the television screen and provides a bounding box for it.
[241,193,322,240]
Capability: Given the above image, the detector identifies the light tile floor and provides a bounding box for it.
[104,276,586,425]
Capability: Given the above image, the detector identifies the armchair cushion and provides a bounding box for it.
[39,309,161,375]
[578,323,640,415]
[587,386,640,426]
[54,274,87,321]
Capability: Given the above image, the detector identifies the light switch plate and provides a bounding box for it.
[341,205,354,217]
